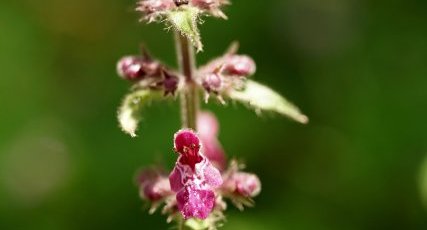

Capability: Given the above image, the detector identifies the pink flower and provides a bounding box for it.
[137,0,229,22]
[190,0,229,19]
[202,72,222,93]
[223,55,256,77]
[169,129,223,219]
[197,112,226,170]
[138,168,172,202]
[197,50,256,100]
[116,55,161,81]
[223,171,261,197]
[137,0,175,22]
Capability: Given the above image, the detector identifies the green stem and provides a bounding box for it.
[175,32,199,130]
[178,217,185,230]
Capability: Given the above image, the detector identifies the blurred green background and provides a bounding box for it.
[1,0,427,229]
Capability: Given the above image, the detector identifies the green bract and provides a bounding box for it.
[227,80,308,124]
[167,6,203,52]
[118,89,161,137]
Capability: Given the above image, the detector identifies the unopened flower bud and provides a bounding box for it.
[137,0,175,15]
[197,112,226,170]
[190,0,229,19]
[138,168,172,202]
[117,56,146,80]
[224,55,256,77]
[117,54,162,81]
[223,171,261,197]
[202,72,222,93]
[191,0,215,9]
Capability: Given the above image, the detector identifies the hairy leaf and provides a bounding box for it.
[167,6,203,52]
[227,80,308,124]
[117,90,160,137]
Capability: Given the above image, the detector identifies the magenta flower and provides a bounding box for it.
[197,111,226,170]
[169,129,223,219]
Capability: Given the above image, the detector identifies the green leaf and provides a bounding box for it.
[227,80,309,124]
[167,6,203,52]
[117,89,160,137]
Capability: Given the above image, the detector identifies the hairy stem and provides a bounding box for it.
[175,32,199,130]
[178,217,185,230]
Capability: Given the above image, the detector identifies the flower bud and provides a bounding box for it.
[190,0,229,19]
[224,55,256,77]
[138,168,172,202]
[223,172,261,197]
[117,55,162,81]
[191,0,215,9]
[197,112,226,170]
[137,0,175,15]
[117,56,146,80]
[202,72,222,93]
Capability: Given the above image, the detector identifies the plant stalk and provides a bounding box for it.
[175,32,199,130]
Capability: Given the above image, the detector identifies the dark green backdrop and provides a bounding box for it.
[1,0,427,229]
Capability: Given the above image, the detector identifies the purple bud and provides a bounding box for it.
[138,168,172,201]
[117,56,146,80]
[137,0,175,15]
[190,0,216,9]
[224,55,256,76]
[202,73,222,93]
[117,54,162,81]
[223,172,261,197]
[190,0,229,18]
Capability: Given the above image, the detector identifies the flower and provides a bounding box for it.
[116,54,161,81]
[223,171,261,197]
[197,45,256,101]
[197,111,226,170]
[137,168,172,202]
[117,49,181,97]
[223,55,256,77]
[169,129,223,219]
[137,0,229,22]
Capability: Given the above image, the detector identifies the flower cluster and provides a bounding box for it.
[137,113,261,226]
[116,45,256,127]
[197,43,256,103]
[117,49,179,96]
[116,0,308,229]
[137,0,229,22]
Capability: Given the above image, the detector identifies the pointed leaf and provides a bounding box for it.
[227,80,308,124]
[117,89,160,137]
[167,6,203,52]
